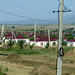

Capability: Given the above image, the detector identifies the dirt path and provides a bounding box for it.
[0,60,33,75]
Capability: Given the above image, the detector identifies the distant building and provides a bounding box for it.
[4,33,30,43]
[67,39,75,47]
[30,37,58,48]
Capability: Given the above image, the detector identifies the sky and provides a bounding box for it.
[0,0,75,22]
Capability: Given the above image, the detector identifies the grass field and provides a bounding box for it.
[0,46,75,75]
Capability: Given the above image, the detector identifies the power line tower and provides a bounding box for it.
[53,0,71,75]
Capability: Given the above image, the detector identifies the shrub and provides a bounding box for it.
[0,67,8,75]
[45,42,49,49]
[51,34,58,38]
[53,42,56,45]
[64,47,73,54]
[22,33,28,38]
[18,40,24,49]
[29,37,34,41]
[29,44,34,50]
[8,39,14,48]
[0,47,4,51]
[62,41,67,46]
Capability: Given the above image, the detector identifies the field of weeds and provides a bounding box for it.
[0,46,75,75]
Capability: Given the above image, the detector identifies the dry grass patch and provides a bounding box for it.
[7,54,21,59]
[31,65,55,75]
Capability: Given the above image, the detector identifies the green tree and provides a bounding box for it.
[22,33,28,38]
[67,36,74,40]
[51,34,58,38]
[8,39,14,48]
[29,44,34,50]
[45,42,49,49]
[29,37,34,41]
[62,41,67,46]
[53,42,56,45]
[18,40,24,49]
[64,34,74,40]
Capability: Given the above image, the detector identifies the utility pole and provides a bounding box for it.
[34,18,36,44]
[1,24,4,40]
[53,0,71,75]
[12,28,13,40]
[57,0,64,75]
[11,26,15,41]
[1,24,4,47]
[48,28,50,47]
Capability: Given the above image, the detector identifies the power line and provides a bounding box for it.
[0,9,57,22]
[0,9,34,20]
[0,0,49,14]
[62,4,75,15]
[0,8,57,23]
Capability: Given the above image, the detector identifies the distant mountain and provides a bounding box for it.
[63,15,75,25]
[0,15,75,25]
[0,20,57,25]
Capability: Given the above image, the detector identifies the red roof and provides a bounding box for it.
[32,37,58,41]
[67,39,75,42]
[5,33,25,39]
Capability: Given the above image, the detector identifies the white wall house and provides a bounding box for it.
[67,41,75,47]
[30,40,57,48]
[5,39,30,44]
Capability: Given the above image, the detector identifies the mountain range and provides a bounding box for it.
[0,15,75,25]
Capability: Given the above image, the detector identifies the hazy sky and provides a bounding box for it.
[0,0,74,21]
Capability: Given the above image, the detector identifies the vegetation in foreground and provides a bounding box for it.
[0,40,74,75]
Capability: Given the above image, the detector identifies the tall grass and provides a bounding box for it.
[64,46,74,54]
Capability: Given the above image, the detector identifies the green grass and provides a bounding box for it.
[64,46,74,53]
[0,47,57,55]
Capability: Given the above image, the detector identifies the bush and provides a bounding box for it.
[45,42,49,49]
[0,47,4,51]
[18,40,24,49]
[62,41,67,46]
[64,47,73,54]
[8,39,14,48]
[22,33,28,38]
[53,42,56,45]
[29,44,34,50]
[29,37,34,41]
[51,34,58,38]
[0,67,8,75]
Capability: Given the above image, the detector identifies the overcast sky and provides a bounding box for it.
[0,0,74,21]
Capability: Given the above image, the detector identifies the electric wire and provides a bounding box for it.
[0,9,34,20]
[0,0,49,14]
[0,8,57,23]
[0,0,60,23]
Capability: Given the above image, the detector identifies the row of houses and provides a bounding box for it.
[0,32,75,48]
